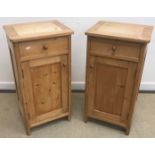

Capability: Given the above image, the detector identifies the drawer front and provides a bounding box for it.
[19,37,69,61]
[90,38,141,62]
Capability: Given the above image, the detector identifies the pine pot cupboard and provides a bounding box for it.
[4,20,73,135]
[85,21,153,134]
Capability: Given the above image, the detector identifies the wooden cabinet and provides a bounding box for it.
[4,20,73,135]
[85,21,153,134]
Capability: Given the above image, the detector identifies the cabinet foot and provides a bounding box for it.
[84,115,88,123]
[125,128,130,135]
[26,128,31,136]
[67,115,71,121]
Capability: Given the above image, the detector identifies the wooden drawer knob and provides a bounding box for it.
[112,45,117,56]
[112,45,117,52]
[42,45,48,50]
[117,84,125,88]
[89,65,94,69]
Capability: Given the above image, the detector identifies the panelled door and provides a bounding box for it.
[21,55,69,125]
[86,56,137,124]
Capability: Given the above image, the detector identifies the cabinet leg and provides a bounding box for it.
[25,127,31,136]
[125,128,130,135]
[84,115,88,123]
[67,115,71,121]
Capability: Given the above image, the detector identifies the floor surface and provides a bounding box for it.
[0,92,155,137]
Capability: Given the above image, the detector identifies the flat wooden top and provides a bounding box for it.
[4,20,73,42]
[86,21,153,43]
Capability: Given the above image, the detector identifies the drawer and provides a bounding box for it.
[19,37,69,61]
[90,38,141,62]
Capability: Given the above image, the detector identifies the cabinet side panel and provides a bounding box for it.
[7,40,31,134]
[68,36,72,119]
[84,37,91,121]
[8,42,24,117]
[126,44,147,134]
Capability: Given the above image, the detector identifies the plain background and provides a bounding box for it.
[0,17,155,91]
[0,0,155,154]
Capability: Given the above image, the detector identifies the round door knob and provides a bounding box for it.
[63,64,66,67]
[42,45,48,50]
[112,45,116,51]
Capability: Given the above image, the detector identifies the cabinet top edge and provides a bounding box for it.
[3,20,74,42]
[85,21,154,43]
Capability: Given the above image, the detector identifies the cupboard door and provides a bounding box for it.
[21,55,69,125]
[86,56,137,124]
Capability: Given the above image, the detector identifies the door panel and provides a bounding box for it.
[21,55,68,124]
[95,63,127,116]
[30,62,62,115]
[87,56,136,122]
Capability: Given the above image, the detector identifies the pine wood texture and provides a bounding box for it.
[4,20,73,135]
[85,21,153,134]
[86,21,153,43]
[4,20,73,42]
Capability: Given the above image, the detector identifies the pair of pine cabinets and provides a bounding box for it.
[4,20,153,135]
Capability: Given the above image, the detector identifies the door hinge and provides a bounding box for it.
[21,69,24,78]
[27,112,30,120]
[25,102,30,120]
[134,68,137,78]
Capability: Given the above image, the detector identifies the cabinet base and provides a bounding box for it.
[25,113,70,135]
[85,116,130,135]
